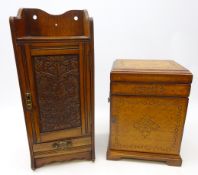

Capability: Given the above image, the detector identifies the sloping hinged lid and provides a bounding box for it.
[111,59,192,84]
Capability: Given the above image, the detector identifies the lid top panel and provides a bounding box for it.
[112,59,190,74]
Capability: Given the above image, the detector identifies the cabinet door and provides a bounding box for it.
[23,42,87,143]
[110,95,188,154]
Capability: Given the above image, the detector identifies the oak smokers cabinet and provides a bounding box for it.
[10,9,95,169]
[107,59,192,166]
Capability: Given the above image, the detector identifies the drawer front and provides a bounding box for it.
[110,95,188,155]
[111,82,191,97]
[33,136,91,158]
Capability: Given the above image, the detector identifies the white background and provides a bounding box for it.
[0,0,198,174]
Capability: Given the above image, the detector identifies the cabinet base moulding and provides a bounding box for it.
[34,151,94,169]
[106,148,182,166]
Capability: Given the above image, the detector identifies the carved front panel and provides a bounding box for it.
[33,54,81,133]
[110,96,187,154]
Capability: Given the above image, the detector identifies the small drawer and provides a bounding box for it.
[111,82,190,97]
[33,136,91,158]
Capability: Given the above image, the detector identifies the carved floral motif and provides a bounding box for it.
[33,54,81,132]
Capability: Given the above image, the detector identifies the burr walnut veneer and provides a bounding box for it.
[10,9,94,169]
[107,59,192,166]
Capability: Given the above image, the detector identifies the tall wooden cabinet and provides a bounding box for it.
[10,8,95,169]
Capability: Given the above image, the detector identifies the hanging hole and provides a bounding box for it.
[33,14,38,20]
[74,16,78,21]
[55,23,58,27]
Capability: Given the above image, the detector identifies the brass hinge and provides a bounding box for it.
[25,92,32,110]
[111,116,116,123]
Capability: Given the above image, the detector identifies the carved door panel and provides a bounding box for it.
[110,95,188,154]
[23,42,87,143]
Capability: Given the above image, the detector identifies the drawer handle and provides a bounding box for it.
[52,140,72,150]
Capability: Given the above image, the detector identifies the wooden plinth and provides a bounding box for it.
[107,148,182,166]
